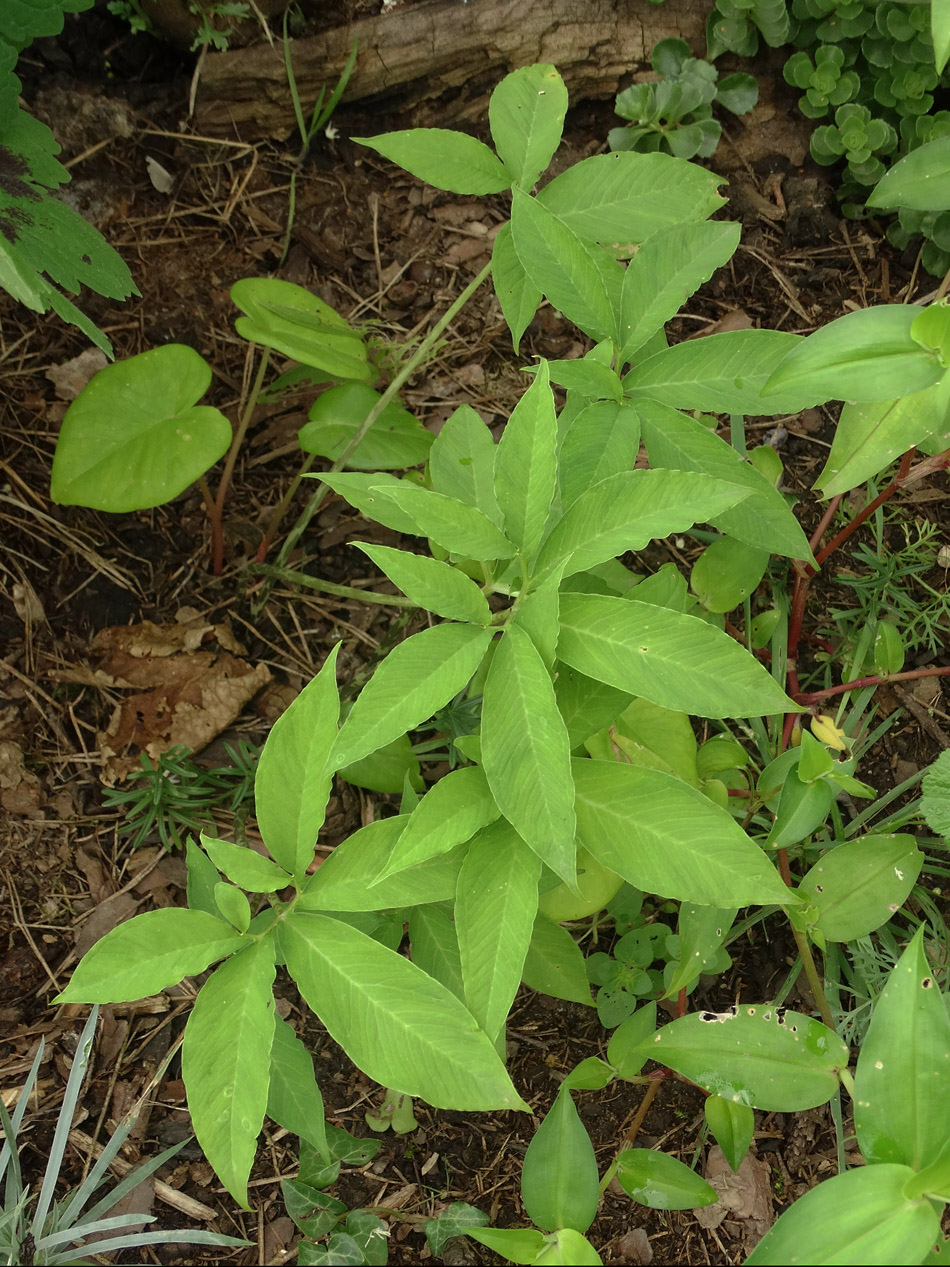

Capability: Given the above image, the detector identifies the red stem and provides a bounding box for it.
[794,664,950,705]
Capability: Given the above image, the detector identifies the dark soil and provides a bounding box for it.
[2,4,949,1266]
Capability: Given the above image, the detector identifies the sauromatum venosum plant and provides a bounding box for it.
[54,64,950,1263]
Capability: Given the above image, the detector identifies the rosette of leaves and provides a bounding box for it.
[705,0,790,61]
[872,62,938,117]
[783,44,861,119]
[810,103,898,188]
[609,38,757,161]
[792,0,874,46]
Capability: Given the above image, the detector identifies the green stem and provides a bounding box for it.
[838,1067,856,1101]
[211,347,272,575]
[249,564,418,607]
[790,923,836,1032]
[255,452,316,563]
[264,259,494,601]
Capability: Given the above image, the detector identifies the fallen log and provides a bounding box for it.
[194,0,711,140]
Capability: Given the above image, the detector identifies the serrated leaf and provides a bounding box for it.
[854,927,950,1170]
[352,542,491,624]
[619,220,741,360]
[281,911,528,1111]
[50,345,230,512]
[299,816,462,911]
[376,765,500,880]
[354,129,511,195]
[482,624,576,884]
[573,759,793,906]
[375,482,517,560]
[254,643,340,876]
[624,329,810,415]
[456,820,541,1040]
[558,592,796,717]
[493,360,558,561]
[427,404,502,524]
[182,939,276,1207]
[638,1004,848,1111]
[332,623,494,768]
[537,151,726,247]
[638,400,813,561]
[214,881,251,932]
[55,909,246,1004]
[522,1088,600,1233]
[489,63,567,189]
[510,187,621,343]
[557,401,641,510]
[267,1015,329,1160]
[535,468,749,581]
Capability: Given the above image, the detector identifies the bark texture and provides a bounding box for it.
[195,0,711,140]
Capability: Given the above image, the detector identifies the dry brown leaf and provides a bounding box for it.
[695,1145,773,1247]
[0,739,44,816]
[45,348,109,400]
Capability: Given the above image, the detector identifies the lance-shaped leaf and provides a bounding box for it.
[354,129,511,194]
[481,624,577,884]
[182,939,276,1207]
[623,329,810,415]
[200,834,292,893]
[332,623,494,768]
[638,1004,848,1111]
[762,306,943,405]
[537,151,726,247]
[816,375,950,497]
[558,593,796,717]
[55,909,246,1004]
[280,911,528,1111]
[554,667,633,751]
[352,542,491,625]
[638,400,813,561]
[254,643,340,876]
[456,820,541,1041]
[299,817,462,911]
[489,63,567,189]
[619,220,741,361]
[615,1150,716,1210]
[492,221,543,353]
[744,1164,939,1266]
[535,468,749,581]
[50,345,231,512]
[573,759,792,907]
[854,927,950,1170]
[298,382,432,469]
[522,1089,599,1234]
[427,404,503,524]
[867,135,950,211]
[374,483,517,560]
[375,765,500,881]
[231,278,369,379]
[409,906,464,1001]
[558,401,641,511]
[317,471,422,534]
[493,360,558,562]
[510,187,621,343]
[522,914,593,1005]
[267,1015,329,1161]
[798,834,922,943]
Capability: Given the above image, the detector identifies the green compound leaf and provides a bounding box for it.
[332,623,494,768]
[55,908,246,1004]
[573,759,792,907]
[50,345,231,512]
[231,277,370,379]
[615,1149,717,1210]
[537,151,726,249]
[353,129,511,195]
[558,592,796,718]
[744,1164,939,1266]
[456,820,541,1041]
[267,1015,329,1161]
[638,1005,848,1111]
[482,624,576,885]
[510,186,622,343]
[854,927,950,1170]
[182,938,276,1208]
[522,1088,600,1233]
[352,542,491,625]
[493,360,558,562]
[281,910,528,1111]
[797,834,922,943]
[489,63,568,190]
[254,643,341,877]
